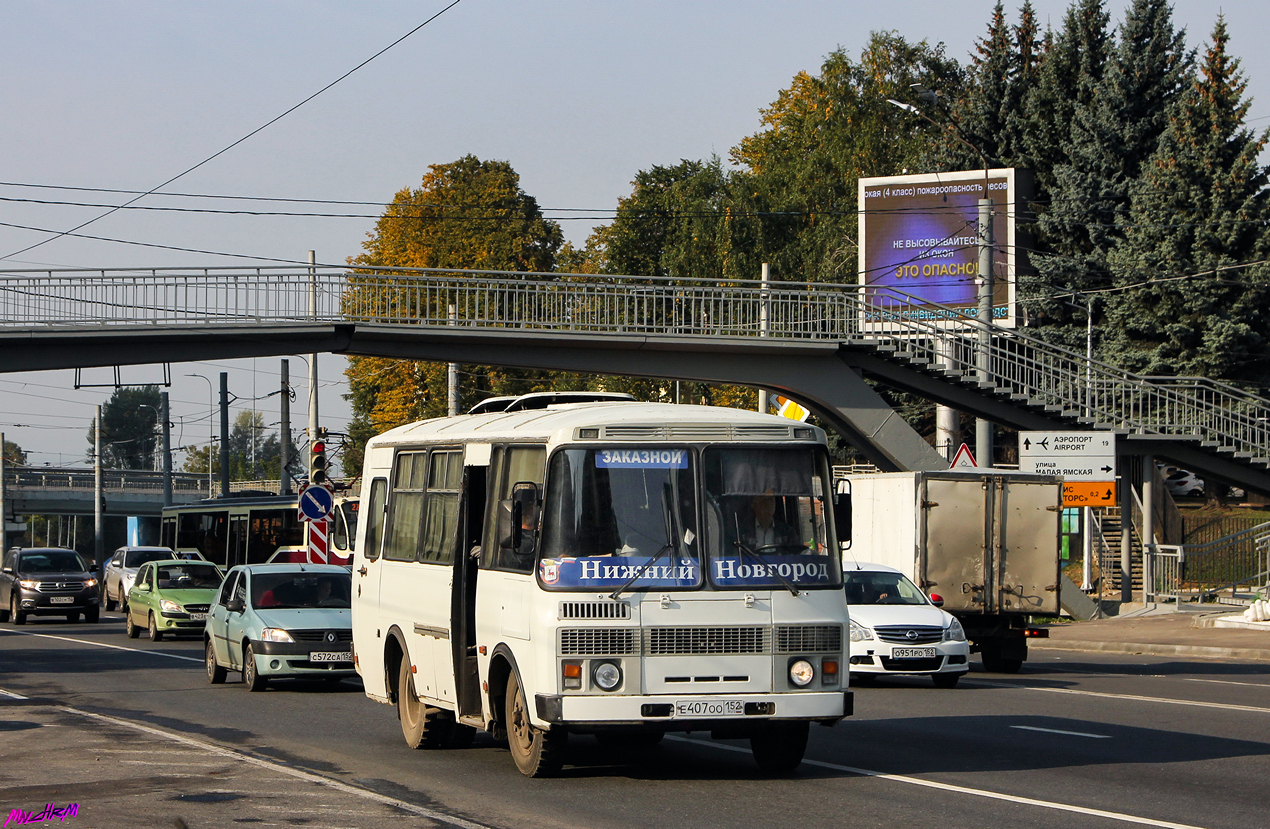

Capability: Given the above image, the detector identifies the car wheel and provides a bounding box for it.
[66,612,80,623]
[506,671,565,776]
[0,595,11,623]
[932,673,961,689]
[11,594,26,626]
[750,721,809,774]
[206,639,227,684]
[243,644,268,692]
[84,606,98,624]
[104,586,117,612]
[125,608,140,638]
[148,613,163,642]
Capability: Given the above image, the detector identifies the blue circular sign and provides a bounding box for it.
[299,484,335,521]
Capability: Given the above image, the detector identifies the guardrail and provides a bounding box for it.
[6,467,206,494]
[1149,522,1270,608]
[2,266,1269,467]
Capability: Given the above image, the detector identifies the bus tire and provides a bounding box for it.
[750,721,808,774]
[505,672,565,777]
[397,653,452,750]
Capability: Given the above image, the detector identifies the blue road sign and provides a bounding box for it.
[298,484,335,521]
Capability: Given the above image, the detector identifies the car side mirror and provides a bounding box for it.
[226,598,245,613]
[137,583,151,592]
[929,593,945,608]
[1,567,11,575]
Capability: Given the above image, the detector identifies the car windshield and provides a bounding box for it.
[154,564,222,590]
[844,571,929,606]
[251,572,351,609]
[18,551,87,574]
[702,446,841,589]
[125,548,174,568]
[539,447,700,590]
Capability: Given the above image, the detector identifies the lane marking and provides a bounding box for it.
[1010,725,1111,739]
[0,629,203,663]
[0,691,494,829]
[666,736,1206,829]
[0,688,29,699]
[1184,678,1270,689]
[964,678,1270,714]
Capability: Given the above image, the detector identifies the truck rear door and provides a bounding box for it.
[920,475,989,613]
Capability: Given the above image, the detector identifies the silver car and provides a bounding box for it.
[102,546,176,611]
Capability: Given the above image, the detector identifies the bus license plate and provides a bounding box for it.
[674,699,744,718]
[188,613,207,622]
[50,596,73,604]
[892,647,936,659]
[310,651,352,663]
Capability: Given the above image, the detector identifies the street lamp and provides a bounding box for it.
[887,86,999,467]
[185,374,215,497]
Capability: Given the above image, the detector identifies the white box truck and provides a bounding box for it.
[835,470,1063,672]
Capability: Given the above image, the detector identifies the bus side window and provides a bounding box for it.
[384,452,427,562]
[362,478,387,561]
[331,504,348,551]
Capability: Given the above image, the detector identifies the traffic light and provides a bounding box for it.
[310,436,329,487]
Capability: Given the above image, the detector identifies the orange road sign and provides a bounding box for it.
[1063,481,1117,506]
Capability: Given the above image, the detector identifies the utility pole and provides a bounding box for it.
[976,196,994,468]
[219,372,230,499]
[0,431,7,551]
[280,359,292,496]
[94,405,103,568]
[308,251,319,461]
[757,263,771,415]
[160,392,172,508]
[447,304,459,416]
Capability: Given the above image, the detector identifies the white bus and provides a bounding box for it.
[352,398,852,776]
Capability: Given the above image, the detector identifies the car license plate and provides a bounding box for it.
[188,613,207,622]
[674,699,744,718]
[50,596,74,605]
[309,651,352,663]
[891,647,936,659]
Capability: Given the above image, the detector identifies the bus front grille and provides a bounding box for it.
[558,601,632,620]
[559,628,640,656]
[646,626,769,655]
[774,624,843,653]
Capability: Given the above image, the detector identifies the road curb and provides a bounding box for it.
[1029,637,1270,663]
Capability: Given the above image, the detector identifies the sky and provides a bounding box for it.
[2,0,1267,468]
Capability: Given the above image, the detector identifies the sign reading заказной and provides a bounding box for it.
[857,167,1031,328]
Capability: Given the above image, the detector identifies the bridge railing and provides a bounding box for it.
[6,467,207,494]
[3,266,1269,463]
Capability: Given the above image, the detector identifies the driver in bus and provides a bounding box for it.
[744,491,799,551]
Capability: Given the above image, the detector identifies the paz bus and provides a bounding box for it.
[351,396,852,777]
[160,492,359,568]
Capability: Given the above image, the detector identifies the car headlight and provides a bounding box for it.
[19,579,39,590]
[82,578,97,588]
[788,659,815,687]
[260,628,295,643]
[944,617,966,642]
[849,619,873,642]
[592,661,622,691]
[160,599,182,613]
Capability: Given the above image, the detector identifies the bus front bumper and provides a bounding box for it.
[535,690,851,727]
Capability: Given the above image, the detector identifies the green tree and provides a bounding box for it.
[86,386,161,469]
[182,410,282,481]
[3,440,26,465]
[1102,17,1270,380]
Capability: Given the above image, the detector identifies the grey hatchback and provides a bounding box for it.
[0,547,101,624]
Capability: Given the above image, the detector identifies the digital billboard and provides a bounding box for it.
[857,168,1030,328]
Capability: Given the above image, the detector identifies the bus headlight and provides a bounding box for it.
[592,661,622,691]
[788,659,815,687]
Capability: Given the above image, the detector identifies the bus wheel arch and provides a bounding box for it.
[383,626,409,706]
[486,646,519,744]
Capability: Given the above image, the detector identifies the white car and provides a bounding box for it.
[1162,468,1204,498]
[845,563,970,688]
[102,546,177,611]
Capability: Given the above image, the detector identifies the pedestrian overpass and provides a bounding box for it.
[1,265,1267,497]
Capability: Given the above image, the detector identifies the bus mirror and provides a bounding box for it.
[500,482,540,556]
[833,491,851,544]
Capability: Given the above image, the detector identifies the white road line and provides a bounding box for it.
[0,629,203,663]
[1184,678,1270,689]
[964,678,1270,714]
[1,693,494,829]
[1010,725,1111,739]
[666,736,1207,829]
[0,688,28,699]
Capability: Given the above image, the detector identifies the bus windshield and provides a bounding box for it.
[702,446,841,590]
[539,447,701,591]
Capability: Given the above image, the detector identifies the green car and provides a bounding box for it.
[125,559,223,641]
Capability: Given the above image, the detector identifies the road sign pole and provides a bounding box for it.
[1142,453,1155,603]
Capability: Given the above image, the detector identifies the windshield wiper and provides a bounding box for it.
[730,514,800,596]
[608,540,677,601]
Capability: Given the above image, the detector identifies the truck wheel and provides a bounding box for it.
[980,646,1023,674]
[506,672,565,777]
[397,654,454,749]
[750,721,808,774]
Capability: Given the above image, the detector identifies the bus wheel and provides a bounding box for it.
[505,672,565,777]
[750,721,808,774]
[397,654,452,749]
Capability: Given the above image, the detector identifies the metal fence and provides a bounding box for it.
[3,265,1270,465]
[7,467,206,495]
[1149,522,1270,607]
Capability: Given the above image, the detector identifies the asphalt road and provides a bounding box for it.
[2,610,1268,829]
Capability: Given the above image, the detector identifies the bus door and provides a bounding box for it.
[452,444,490,721]
[352,474,389,701]
[228,515,248,569]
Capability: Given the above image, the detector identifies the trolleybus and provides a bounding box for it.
[351,397,852,776]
